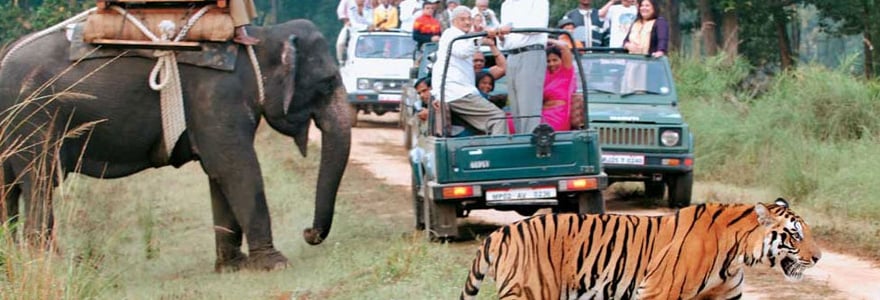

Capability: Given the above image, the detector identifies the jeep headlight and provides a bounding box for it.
[357,79,370,90]
[373,81,385,92]
[660,130,680,146]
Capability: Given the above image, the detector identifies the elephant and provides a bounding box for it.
[0,19,351,272]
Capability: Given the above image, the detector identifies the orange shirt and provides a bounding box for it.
[413,14,441,36]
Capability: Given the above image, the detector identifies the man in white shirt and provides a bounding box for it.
[438,0,460,31]
[599,0,637,48]
[433,6,507,135]
[493,0,548,134]
[336,0,373,64]
[399,0,423,32]
[471,0,500,28]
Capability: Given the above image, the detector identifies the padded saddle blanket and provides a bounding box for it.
[67,22,239,72]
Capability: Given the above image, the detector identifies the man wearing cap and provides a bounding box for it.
[557,18,584,49]
[438,0,461,31]
[492,0,549,134]
[433,6,507,135]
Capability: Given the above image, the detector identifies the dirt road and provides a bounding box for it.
[323,113,880,299]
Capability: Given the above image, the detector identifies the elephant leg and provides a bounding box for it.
[21,172,56,249]
[198,144,288,271]
[209,178,248,272]
[2,162,21,226]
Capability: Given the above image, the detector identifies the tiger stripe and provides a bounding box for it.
[460,199,821,299]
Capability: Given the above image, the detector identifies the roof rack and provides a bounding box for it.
[355,29,412,34]
[578,47,629,54]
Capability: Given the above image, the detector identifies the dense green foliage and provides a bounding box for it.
[675,55,880,222]
[0,0,875,74]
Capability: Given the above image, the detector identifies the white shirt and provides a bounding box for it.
[499,0,549,50]
[605,4,638,48]
[432,26,481,102]
[337,0,373,20]
[348,5,373,31]
[336,0,350,20]
[471,7,500,28]
[399,0,422,32]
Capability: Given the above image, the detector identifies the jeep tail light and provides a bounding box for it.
[684,158,693,166]
[559,178,598,192]
[662,158,680,166]
[442,186,475,199]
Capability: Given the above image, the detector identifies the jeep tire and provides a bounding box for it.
[667,172,693,208]
[411,172,425,230]
[424,197,458,241]
[645,181,665,199]
[578,191,606,214]
[557,191,605,214]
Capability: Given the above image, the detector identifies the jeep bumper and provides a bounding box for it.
[425,173,608,204]
[602,151,694,178]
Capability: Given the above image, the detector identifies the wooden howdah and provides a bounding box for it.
[83,9,234,43]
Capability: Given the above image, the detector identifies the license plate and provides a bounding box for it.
[378,94,401,102]
[602,154,645,165]
[486,187,556,202]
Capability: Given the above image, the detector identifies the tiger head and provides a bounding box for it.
[754,198,822,281]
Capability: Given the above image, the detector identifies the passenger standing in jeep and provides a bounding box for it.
[412,1,441,49]
[433,6,507,135]
[542,39,576,131]
[495,0,549,134]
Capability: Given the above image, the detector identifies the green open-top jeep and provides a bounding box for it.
[580,51,694,207]
[405,29,607,240]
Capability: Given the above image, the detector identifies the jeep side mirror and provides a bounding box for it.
[409,66,419,79]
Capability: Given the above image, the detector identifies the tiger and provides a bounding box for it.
[460,198,821,300]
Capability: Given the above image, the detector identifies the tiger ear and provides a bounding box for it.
[774,197,789,208]
[755,203,775,227]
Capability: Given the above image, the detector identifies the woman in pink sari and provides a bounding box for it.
[542,39,575,131]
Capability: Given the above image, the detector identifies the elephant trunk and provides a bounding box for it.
[303,86,352,245]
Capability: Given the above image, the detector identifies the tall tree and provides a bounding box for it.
[697,0,717,55]
[806,0,879,78]
[663,0,681,52]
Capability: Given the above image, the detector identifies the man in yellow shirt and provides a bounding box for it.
[373,0,400,30]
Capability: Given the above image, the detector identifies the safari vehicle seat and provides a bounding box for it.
[85,0,234,50]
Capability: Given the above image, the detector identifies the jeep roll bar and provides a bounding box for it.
[436,27,591,137]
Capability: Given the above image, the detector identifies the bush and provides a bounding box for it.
[676,55,880,214]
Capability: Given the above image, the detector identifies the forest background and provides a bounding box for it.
[0,0,876,77]
[1,0,879,298]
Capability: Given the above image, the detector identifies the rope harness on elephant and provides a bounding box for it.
[110,5,265,162]
[1,6,266,163]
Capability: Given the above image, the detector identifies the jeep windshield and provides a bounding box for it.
[578,57,672,97]
[355,35,417,59]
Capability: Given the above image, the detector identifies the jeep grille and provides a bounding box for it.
[596,127,656,146]
[374,79,408,93]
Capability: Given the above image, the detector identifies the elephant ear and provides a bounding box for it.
[282,34,297,115]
